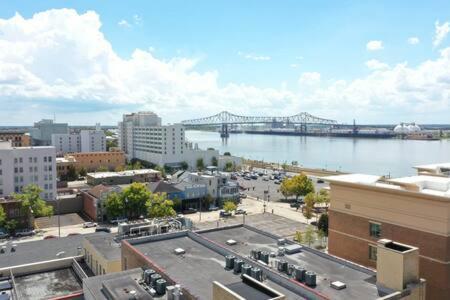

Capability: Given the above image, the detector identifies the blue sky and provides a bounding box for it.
[0,1,450,124]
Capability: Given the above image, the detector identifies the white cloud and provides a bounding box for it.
[433,21,450,47]
[366,40,384,51]
[118,19,131,28]
[365,59,389,70]
[407,37,420,45]
[238,51,271,61]
[133,14,142,26]
[1,9,450,124]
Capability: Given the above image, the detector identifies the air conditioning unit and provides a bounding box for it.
[226,239,237,245]
[331,281,346,290]
[174,248,185,255]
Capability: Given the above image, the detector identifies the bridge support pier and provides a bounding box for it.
[300,123,307,134]
[220,123,229,138]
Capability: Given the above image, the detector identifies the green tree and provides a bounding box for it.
[316,189,330,204]
[106,139,118,151]
[196,158,205,171]
[317,229,326,248]
[223,152,231,156]
[202,194,213,209]
[304,226,315,247]
[13,184,53,218]
[172,198,182,212]
[280,178,292,201]
[105,192,124,219]
[78,167,87,177]
[97,165,108,172]
[223,201,237,213]
[224,161,233,172]
[115,165,125,172]
[0,206,6,226]
[289,174,315,201]
[211,156,218,167]
[281,162,288,171]
[122,183,151,219]
[294,231,302,243]
[154,165,166,178]
[303,192,315,222]
[4,220,18,234]
[164,165,173,175]
[181,161,189,170]
[317,213,329,236]
[65,165,78,181]
[147,193,176,218]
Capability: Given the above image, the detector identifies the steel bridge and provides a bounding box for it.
[181,111,338,137]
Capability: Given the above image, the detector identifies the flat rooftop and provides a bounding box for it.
[414,162,450,171]
[0,233,103,268]
[87,169,159,178]
[84,233,121,261]
[199,226,387,300]
[324,173,450,198]
[15,268,82,300]
[131,234,305,300]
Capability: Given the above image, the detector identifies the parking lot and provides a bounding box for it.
[235,168,329,202]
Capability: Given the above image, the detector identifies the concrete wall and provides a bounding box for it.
[83,239,121,275]
[212,281,245,300]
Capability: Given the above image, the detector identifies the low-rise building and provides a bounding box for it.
[187,170,239,205]
[0,197,32,229]
[414,162,450,177]
[83,233,121,275]
[86,169,160,186]
[323,172,450,300]
[0,140,56,200]
[149,180,208,210]
[82,184,122,222]
[0,131,31,147]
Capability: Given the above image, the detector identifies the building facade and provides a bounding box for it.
[86,169,160,186]
[0,131,31,147]
[324,173,450,300]
[51,125,106,155]
[118,111,219,169]
[51,133,81,155]
[0,141,57,200]
[187,171,239,205]
[80,129,106,153]
[30,119,68,146]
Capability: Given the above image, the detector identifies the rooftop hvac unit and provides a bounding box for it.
[277,260,288,273]
[241,264,252,276]
[150,273,162,287]
[277,238,286,246]
[250,267,262,281]
[143,269,155,285]
[155,278,167,295]
[305,271,317,286]
[284,244,302,255]
[225,255,236,269]
[286,264,295,276]
[260,251,269,264]
[330,281,346,290]
[294,266,306,282]
[0,246,6,254]
[174,248,185,255]
[233,259,244,274]
[277,247,285,256]
[226,239,237,245]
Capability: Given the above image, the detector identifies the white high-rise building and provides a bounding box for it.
[30,119,69,146]
[0,141,57,201]
[118,112,219,168]
[50,124,106,155]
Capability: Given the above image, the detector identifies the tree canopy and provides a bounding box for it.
[196,158,205,171]
[13,184,53,217]
[122,182,151,219]
[147,193,176,218]
[289,174,315,201]
[223,201,237,212]
[317,213,329,236]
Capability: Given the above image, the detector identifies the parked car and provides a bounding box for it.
[219,210,232,218]
[110,217,128,225]
[44,235,57,240]
[274,180,281,185]
[235,209,247,215]
[262,175,269,181]
[250,174,258,180]
[244,176,251,180]
[68,233,80,236]
[182,208,198,214]
[0,231,9,239]
[257,172,264,176]
[95,227,111,233]
[230,174,237,180]
[239,193,247,199]
[15,229,35,237]
[83,222,97,228]
[209,206,220,211]
[317,179,325,184]
[290,202,301,208]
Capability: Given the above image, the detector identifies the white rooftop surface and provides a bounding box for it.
[323,173,382,184]
[88,169,159,178]
[414,162,450,171]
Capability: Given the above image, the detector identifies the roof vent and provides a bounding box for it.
[11,244,17,252]
[174,248,185,255]
[0,246,6,254]
[226,239,237,245]
[330,281,346,290]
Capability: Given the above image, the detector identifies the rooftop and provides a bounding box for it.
[87,169,160,179]
[84,233,121,261]
[0,233,102,268]
[414,162,450,171]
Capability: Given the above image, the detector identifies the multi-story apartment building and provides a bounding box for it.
[56,151,126,177]
[187,170,239,205]
[0,141,57,200]
[324,172,450,300]
[30,119,69,146]
[51,124,106,155]
[118,112,219,169]
[51,133,81,154]
[0,131,31,147]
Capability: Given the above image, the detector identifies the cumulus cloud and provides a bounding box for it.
[118,19,131,28]
[0,9,450,124]
[366,40,384,51]
[365,59,389,70]
[407,37,420,45]
[433,21,450,47]
[237,51,271,61]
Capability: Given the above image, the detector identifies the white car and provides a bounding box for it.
[83,222,97,228]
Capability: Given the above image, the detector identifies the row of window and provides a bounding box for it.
[14,156,53,164]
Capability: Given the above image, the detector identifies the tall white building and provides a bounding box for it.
[118,112,219,168]
[30,119,69,146]
[0,141,57,201]
[50,124,106,155]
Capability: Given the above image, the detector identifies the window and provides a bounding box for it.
[44,157,47,162]
[19,157,22,163]
[369,222,381,238]
[0,170,2,176]
[34,157,37,163]
[369,245,378,261]
[14,158,17,164]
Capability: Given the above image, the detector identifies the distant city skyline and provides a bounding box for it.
[0,1,450,125]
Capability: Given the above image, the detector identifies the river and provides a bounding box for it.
[186,130,450,177]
